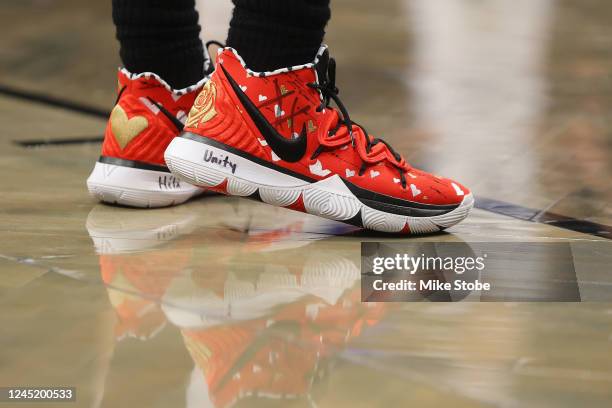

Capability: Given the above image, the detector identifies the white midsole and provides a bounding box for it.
[87,161,201,208]
[165,137,310,188]
[165,137,473,233]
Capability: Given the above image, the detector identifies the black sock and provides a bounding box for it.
[226,0,331,72]
[112,0,206,89]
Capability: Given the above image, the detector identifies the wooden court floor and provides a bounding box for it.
[1,0,611,407]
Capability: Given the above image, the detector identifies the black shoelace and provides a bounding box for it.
[307,58,408,189]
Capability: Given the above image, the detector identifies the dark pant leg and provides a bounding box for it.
[226,0,331,71]
[112,0,206,89]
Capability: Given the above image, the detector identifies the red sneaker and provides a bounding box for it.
[87,69,206,207]
[165,47,473,233]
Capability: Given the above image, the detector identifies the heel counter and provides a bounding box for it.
[101,97,173,165]
[100,104,124,158]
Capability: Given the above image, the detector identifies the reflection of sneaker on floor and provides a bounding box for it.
[218,198,359,253]
[87,69,205,207]
[86,205,198,340]
[163,258,386,407]
[103,272,168,342]
[86,204,199,253]
[165,45,473,233]
[170,269,386,408]
[161,239,361,328]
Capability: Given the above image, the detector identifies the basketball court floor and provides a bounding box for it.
[1,0,611,407]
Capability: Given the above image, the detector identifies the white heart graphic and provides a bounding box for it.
[345,169,355,178]
[451,182,465,196]
[258,94,267,102]
[410,184,422,197]
[240,85,247,92]
[370,170,380,179]
[393,178,400,184]
[258,138,268,146]
[271,151,281,162]
[309,160,331,177]
[274,105,285,118]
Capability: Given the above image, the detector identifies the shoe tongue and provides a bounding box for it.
[314,46,330,84]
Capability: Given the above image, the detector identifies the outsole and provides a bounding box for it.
[86,161,202,208]
[164,137,473,234]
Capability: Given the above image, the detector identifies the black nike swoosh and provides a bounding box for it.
[220,65,307,163]
[146,97,185,132]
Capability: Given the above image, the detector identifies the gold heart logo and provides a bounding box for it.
[110,105,149,149]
